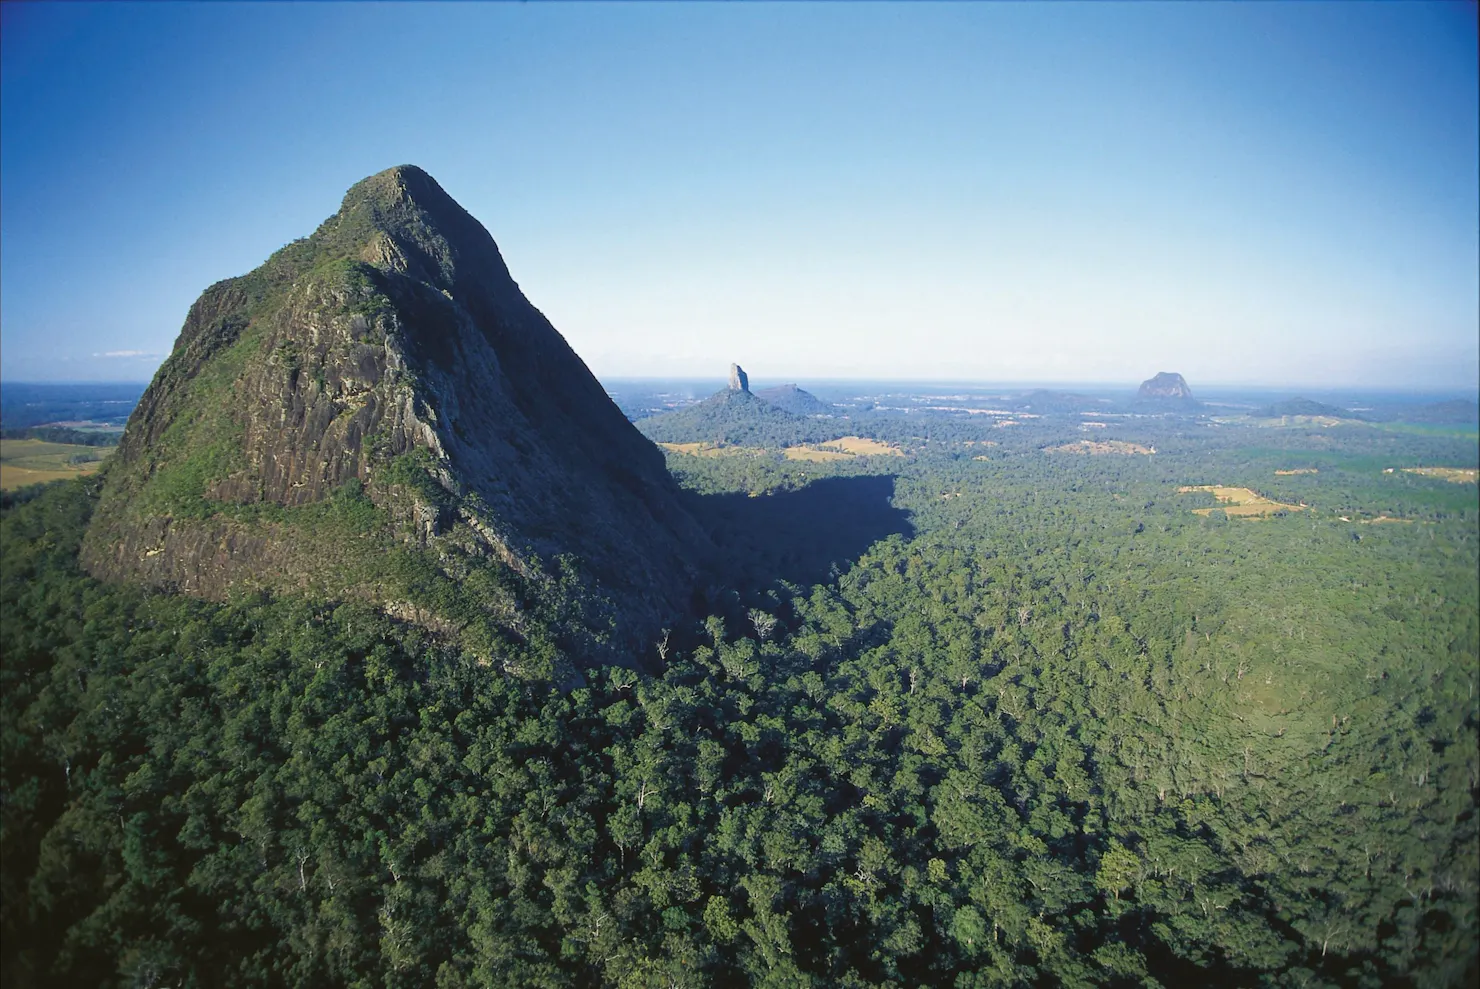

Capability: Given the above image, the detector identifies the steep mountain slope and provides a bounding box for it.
[81,165,708,666]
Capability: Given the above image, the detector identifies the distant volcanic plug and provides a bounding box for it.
[728,363,750,393]
[1137,371,1195,402]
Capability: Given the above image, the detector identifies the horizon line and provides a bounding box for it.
[4,376,1477,397]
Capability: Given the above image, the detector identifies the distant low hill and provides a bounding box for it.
[1255,397,1367,420]
[754,383,834,416]
[1009,389,1111,415]
[1398,399,1480,426]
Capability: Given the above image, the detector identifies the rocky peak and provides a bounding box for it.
[82,165,710,671]
[1138,371,1194,401]
[728,363,750,393]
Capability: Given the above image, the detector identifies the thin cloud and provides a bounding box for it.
[93,350,160,359]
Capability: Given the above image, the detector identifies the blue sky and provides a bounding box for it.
[2,2,1476,389]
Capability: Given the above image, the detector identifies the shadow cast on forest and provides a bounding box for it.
[688,474,913,594]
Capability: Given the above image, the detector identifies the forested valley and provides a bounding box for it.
[3,415,1477,988]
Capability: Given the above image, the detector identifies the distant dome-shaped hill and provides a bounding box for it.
[1135,371,1199,406]
[80,165,710,670]
[754,383,835,417]
[638,378,818,448]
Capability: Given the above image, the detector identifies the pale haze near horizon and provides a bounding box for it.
[1,3,1476,391]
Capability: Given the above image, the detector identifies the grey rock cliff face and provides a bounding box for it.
[82,165,710,659]
[728,363,749,393]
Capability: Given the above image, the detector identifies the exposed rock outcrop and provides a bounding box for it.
[82,165,710,667]
[1137,371,1195,402]
[728,363,749,393]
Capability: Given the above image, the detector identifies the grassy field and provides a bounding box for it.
[822,436,904,456]
[1178,484,1305,518]
[0,439,112,490]
[782,446,851,462]
[782,436,905,461]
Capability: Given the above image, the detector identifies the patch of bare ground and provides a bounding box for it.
[1275,468,1318,475]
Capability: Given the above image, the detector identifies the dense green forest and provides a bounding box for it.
[3,417,1477,988]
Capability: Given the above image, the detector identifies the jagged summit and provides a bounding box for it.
[728,363,750,392]
[82,166,709,669]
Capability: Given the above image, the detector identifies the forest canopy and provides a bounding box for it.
[2,413,1477,989]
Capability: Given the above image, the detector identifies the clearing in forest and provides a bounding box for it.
[0,439,112,490]
[782,446,851,462]
[1275,468,1318,475]
[1177,485,1305,518]
[1046,440,1155,456]
[1401,467,1478,484]
[824,436,905,456]
[783,436,905,461]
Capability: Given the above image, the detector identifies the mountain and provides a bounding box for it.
[754,383,834,416]
[728,363,750,392]
[80,165,708,668]
[638,374,818,447]
[1255,397,1365,420]
[1137,371,1195,401]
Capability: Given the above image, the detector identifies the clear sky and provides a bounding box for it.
[2,2,1476,389]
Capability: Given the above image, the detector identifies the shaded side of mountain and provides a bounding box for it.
[81,165,710,670]
[1255,397,1366,420]
[689,474,913,595]
[754,383,834,416]
[637,387,825,447]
